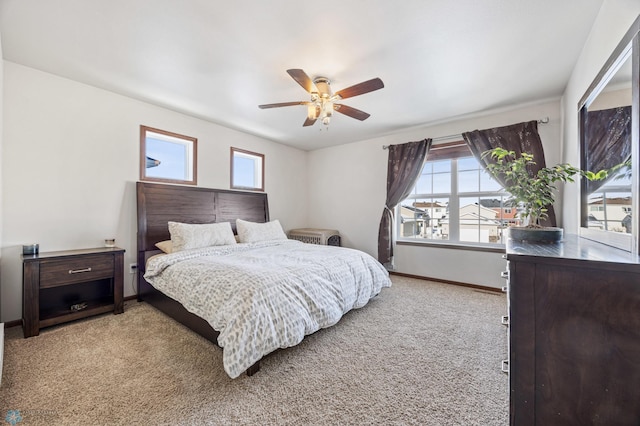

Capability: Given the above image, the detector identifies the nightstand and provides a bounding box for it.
[22,247,125,338]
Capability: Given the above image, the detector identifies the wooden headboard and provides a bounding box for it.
[135,181,269,348]
[136,181,270,253]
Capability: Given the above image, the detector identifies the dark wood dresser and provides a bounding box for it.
[22,247,125,337]
[505,235,640,425]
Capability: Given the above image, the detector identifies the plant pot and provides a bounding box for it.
[508,226,563,243]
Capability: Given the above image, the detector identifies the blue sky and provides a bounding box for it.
[233,156,255,187]
[145,137,188,180]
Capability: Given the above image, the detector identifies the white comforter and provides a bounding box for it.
[144,240,391,378]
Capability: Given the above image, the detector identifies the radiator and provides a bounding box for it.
[288,228,341,246]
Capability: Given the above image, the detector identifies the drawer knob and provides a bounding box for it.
[68,267,92,274]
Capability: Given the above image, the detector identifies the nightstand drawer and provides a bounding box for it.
[40,255,114,288]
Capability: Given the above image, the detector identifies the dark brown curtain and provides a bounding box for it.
[585,106,632,193]
[377,139,431,266]
[462,120,557,227]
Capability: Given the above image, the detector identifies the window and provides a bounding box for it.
[585,162,632,233]
[231,147,264,191]
[140,125,197,185]
[397,141,516,246]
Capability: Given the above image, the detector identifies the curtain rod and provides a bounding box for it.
[382,117,550,149]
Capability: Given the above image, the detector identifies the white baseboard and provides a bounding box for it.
[0,323,4,386]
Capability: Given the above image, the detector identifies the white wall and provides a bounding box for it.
[0,25,4,322]
[562,0,640,232]
[308,99,562,288]
[0,62,308,322]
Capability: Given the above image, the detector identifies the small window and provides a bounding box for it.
[231,147,264,191]
[140,125,197,185]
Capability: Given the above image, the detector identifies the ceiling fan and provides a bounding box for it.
[259,69,384,127]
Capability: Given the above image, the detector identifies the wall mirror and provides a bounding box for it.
[579,15,639,253]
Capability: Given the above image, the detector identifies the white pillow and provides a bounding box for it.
[236,219,288,243]
[168,221,236,252]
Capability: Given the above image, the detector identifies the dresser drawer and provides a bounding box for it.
[39,254,114,288]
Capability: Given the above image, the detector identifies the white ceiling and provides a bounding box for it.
[0,0,604,151]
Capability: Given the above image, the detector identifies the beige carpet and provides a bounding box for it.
[0,276,508,425]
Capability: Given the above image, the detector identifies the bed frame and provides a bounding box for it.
[136,181,269,375]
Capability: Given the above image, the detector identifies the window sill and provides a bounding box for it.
[397,239,505,253]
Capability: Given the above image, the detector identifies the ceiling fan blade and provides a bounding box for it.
[334,78,384,100]
[303,117,317,127]
[287,69,318,93]
[258,101,307,109]
[334,104,371,121]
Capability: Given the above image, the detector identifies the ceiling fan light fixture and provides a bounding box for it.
[307,104,318,120]
[320,100,333,126]
[323,101,333,117]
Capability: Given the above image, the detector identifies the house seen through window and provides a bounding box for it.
[397,141,517,246]
[586,170,632,234]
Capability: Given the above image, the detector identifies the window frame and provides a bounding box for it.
[230,147,265,192]
[139,125,198,185]
[396,141,512,249]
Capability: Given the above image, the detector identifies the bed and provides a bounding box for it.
[136,181,391,378]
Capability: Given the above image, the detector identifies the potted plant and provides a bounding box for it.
[483,147,606,243]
